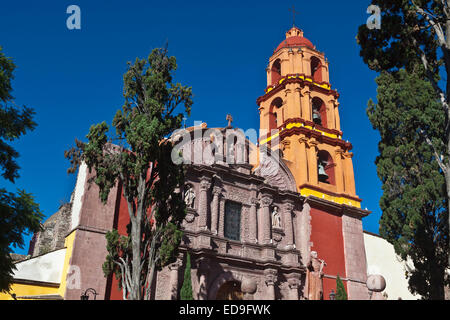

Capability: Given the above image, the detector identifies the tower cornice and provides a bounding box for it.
[256,74,338,106]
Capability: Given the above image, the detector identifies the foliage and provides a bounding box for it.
[0,46,42,293]
[358,0,450,299]
[66,46,192,300]
[367,69,449,299]
[180,252,193,300]
[335,274,347,300]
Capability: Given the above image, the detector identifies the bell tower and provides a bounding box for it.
[257,26,362,208]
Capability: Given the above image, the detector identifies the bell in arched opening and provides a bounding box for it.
[318,159,329,183]
[312,108,322,126]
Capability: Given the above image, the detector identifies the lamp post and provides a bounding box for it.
[329,289,336,300]
[80,288,98,300]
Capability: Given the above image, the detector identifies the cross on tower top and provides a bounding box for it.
[226,114,233,128]
[289,5,300,27]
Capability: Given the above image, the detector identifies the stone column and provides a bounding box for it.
[198,178,211,231]
[264,269,278,300]
[307,140,319,185]
[168,258,183,300]
[287,275,301,300]
[327,99,336,130]
[286,86,295,120]
[266,66,271,88]
[260,196,273,245]
[218,197,225,237]
[288,48,294,74]
[334,101,341,132]
[249,198,259,243]
[283,201,295,249]
[300,89,312,122]
[211,186,221,235]
[297,137,309,185]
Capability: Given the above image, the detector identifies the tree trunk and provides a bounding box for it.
[130,211,142,300]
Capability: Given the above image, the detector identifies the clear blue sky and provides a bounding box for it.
[1,0,381,255]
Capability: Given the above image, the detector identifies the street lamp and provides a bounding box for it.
[329,289,336,300]
[80,288,98,300]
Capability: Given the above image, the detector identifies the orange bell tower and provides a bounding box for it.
[257,26,362,208]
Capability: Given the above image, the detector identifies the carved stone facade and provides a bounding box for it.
[152,126,308,300]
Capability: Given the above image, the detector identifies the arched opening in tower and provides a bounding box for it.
[317,150,335,185]
[271,59,282,85]
[269,97,283,132]
[310,56,322,83]
[312,97,327,128]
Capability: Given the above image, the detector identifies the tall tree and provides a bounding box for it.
[335,275,348,300]
[0,46,43,293]
[180,252,193,300]
[65,47,193,300]
[367,69,448,299]
[357,0,450,274]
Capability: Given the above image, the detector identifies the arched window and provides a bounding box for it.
[269,98,283,131]
[224,201,241,241]
[312,97,327,128]
[310,57,322,83]
[317,150,335,185]
[271,59,282,85]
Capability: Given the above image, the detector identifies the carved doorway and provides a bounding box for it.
[216,281,244,300]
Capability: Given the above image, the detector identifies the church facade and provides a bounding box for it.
[2,26,376,300]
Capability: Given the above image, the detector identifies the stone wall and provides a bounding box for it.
[342,213,369,300]
[29,203,72,257]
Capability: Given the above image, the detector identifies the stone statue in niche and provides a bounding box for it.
[271,206,282,229]
[184,185,196,209]
[307,251,326,300]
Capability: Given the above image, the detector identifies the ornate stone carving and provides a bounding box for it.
[271,206,282,228]
[241,277,258,295]
[287,276,301,290]
[184,210,196,223]
[284,202,295,213]
[260,196,273,208]
[272,232,283,243]
[200,179,211,191]
[184,185,196,209]
[264,269,278,286]
[256,154,297,192]
[212,186,222,197]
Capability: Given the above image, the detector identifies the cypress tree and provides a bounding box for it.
[180,253,193,300]
[336,275,348,300]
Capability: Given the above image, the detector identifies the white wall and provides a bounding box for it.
[13,248,67,284]
[364,232,421,300]
[70,162,88,230]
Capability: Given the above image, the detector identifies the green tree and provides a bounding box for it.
[357,0,450,276]
[180,252,193,300]
[335,275,347,300]
[367,69,448,299]
[0,46,43,293]
[65,46,192,300]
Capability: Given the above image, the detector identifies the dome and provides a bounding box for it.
[274,27,315,52]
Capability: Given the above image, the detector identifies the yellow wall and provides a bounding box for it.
[0,230,77,300]
[0,283,59,300]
